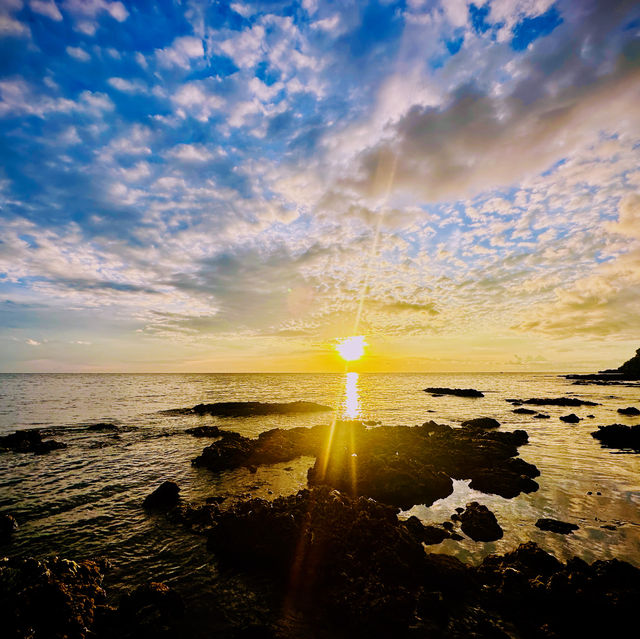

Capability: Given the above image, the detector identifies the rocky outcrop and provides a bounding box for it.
[0,556,108,639]
[513,407,537,414]
[507,397,599,407]
[0,429,67,454]
[459,502,503,541]
[618,406,640,416]
[535,518,579,534]
[424,387,484,398]
[565,347,640,382]
[184,425,223,437]
[460,417,500,429]
[591,424,640,451]
[163,400,333,417]
[199,489,640,637]
[560,413,580,423]
[86,423,119,432]
[194,419,538,507]
[143,482,180,509]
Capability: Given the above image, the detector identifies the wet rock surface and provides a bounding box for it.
[459,502,503,541]
[0,513,18,542]
[86,422,119,432]
[513,407,537,414]
[535,518,579,534]
[194,420,539,506]
[163,400,333,418]
[591,424,640,451]
[507,397,599,407]
[560,413,580,423]
[618,406,640,416]
[185,425,223,437]
[0,429,67,454]
[197,490,640,638]
[460,417,500,430]
[143,482,181,509]
[424,387,484,398]
[0,556,108,639]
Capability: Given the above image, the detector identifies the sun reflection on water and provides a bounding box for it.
[343,371,360,419]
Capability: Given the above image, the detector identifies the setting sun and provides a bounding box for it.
[335,336,367,361]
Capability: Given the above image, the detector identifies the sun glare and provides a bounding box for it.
[335,336,366,361]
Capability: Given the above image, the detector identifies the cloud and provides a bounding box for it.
[66,46,91,61]
[30,0,63,21]
[156,35,204,69]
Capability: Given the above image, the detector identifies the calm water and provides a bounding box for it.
[1,373,640,634]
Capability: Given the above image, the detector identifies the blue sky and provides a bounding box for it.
[1,0,639,372]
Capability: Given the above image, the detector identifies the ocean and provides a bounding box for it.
[1,372,639,635]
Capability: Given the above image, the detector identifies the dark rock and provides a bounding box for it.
[143,481,180,509]
[591,424,640,450]
[421,526,451,545]
[86,422,119,432]
[164,400,333,418]
[459,502,503,541]
[205,496,226,504]
[460,417,500,429]
[566,347,640,382]
[0,513,18,541]
[185,425,222,437]
[618,406,640,416]
[512,407,537,414]
[0,429,67,454]
[560,413,580,423]
[118,581,184,637]
[587,414,595,418]
[535,518,579,534]
[601,524,617,530]
[455,507,464,513]
[507,397,599,407]
[534,413,550,418]
[425,387,484,398]
[0,556,107,639]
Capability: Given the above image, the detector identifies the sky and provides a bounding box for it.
[0,0,639,373]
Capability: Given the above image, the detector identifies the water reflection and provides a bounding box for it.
[343,372,360,419]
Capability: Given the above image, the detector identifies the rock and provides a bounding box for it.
[0,513,18,541]
[460,417,500,430]
[507,397,599,407]
[560,413,580,423]
[205,495,226,504]
[618,406,640,416]
[0,429,67,454]
[534,413,550,419]
[185,425,222,437]
[566,347,640,382]
[164,400,333,417]
[143,481,180,509]
[118,581,184,636]
[0,556,107,639]
[424,387,484,398]
[86,422,119,432]
[591,424,640,450]
[512,407,537,414]
[459,502,503,541]
[601,524,617,530]
[535,518,579,534]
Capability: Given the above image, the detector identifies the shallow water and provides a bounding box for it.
[1,372,639,634]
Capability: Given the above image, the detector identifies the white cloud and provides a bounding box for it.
[166,144,214,163]
[156,35,204,69]
[66,46,91,61]
[171,81,224,122]
[30,0,63,20]
[108,77,147,94]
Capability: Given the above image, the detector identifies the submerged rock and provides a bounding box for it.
[460,417,500,430]
[86,422,119,432]
[0,429,67,454]
[184,425,222,437]
[535,518,579,534]
[424,387,484,398]
[512,407,537,414]
[618,406,640,416]
[591,424,640,450]
[507,397,599,407]
[164,400,333,418]
[143,481,181,509]
[0,513,18,542]
[560,413,580,423]
[459,502,503,541]
[534,413,550,419]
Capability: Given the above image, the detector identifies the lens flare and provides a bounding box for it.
[335,336,366,362]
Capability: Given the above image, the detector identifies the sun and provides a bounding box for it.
[335,336,367,362]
